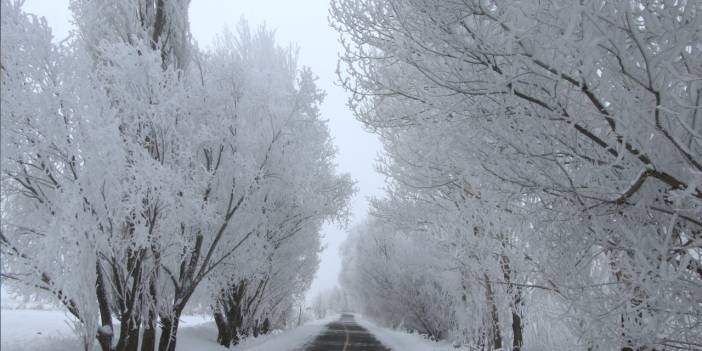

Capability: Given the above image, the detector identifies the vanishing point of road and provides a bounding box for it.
[303,314,390,351]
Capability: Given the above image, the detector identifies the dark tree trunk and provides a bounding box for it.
[484,274,502,350]
[253,319,259,338]
[212,281,249,346]
[141,310,157,351]
[97,330,113,351]
[230,306,242,347]
[96,262,114,351]
[115,248,146,351]
[125,326,140,351]
[115,312,141,351]
[115,309,142,351]
[512,310,523,351]
[500,254,523,350]
[261,318,270,335]
[115,318,130,351]
[231,325,241,346]
[158,314,181,351]
[214,311,232,347]
[141,275,160,351]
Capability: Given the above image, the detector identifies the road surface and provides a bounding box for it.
[304,314,390,351]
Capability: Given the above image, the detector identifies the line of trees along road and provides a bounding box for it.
[0,1,353,351]
[333,0,701,350]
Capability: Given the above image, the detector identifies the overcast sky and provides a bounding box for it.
[22,0,384,301]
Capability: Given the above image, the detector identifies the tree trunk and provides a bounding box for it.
[97,329,113,351]
[96,262,114,351]
[500,254,523,350]
[115,313,141,351]
[297,304,303,326]
[214,311,232,347]
[214,281,247,346]
[484,274,502,350]
[114,314,141,351]
[261,318,270,335]
[115,248,145,351]
[158,312,181,351]
[124,327,140,351]
[253,319,259,338]
[512,309,523,351]
[141,275,160,351]
[141,310,157,351]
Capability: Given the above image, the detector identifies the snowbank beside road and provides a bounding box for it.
[1,309,83,351]
[1,309,337,351]
[1,310,213,351]
[0,307,467,351]
[176,314,339,351]
[355,314,466,351]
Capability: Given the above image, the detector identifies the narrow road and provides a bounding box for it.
[304,314,390,351]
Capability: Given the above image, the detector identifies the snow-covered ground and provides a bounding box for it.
[228,315,337,351]
[1,309,85,351]
[0,307,464,351]
[0,308,336,351]
[355,314,467,351]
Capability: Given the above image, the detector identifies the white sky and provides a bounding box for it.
[22,0,384,301]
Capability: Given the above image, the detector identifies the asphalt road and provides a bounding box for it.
[304,314,390,351]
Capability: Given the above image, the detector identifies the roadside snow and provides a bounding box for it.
[355,314,465,351]
[1,309,83,351]
[230,314,339,351]
[0,309,468,351]
[175,317,333,351]
[0,309,335,351]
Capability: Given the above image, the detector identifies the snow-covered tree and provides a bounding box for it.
[334,0,701,349]
[1,2,352,351]
[203,27,354,348]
